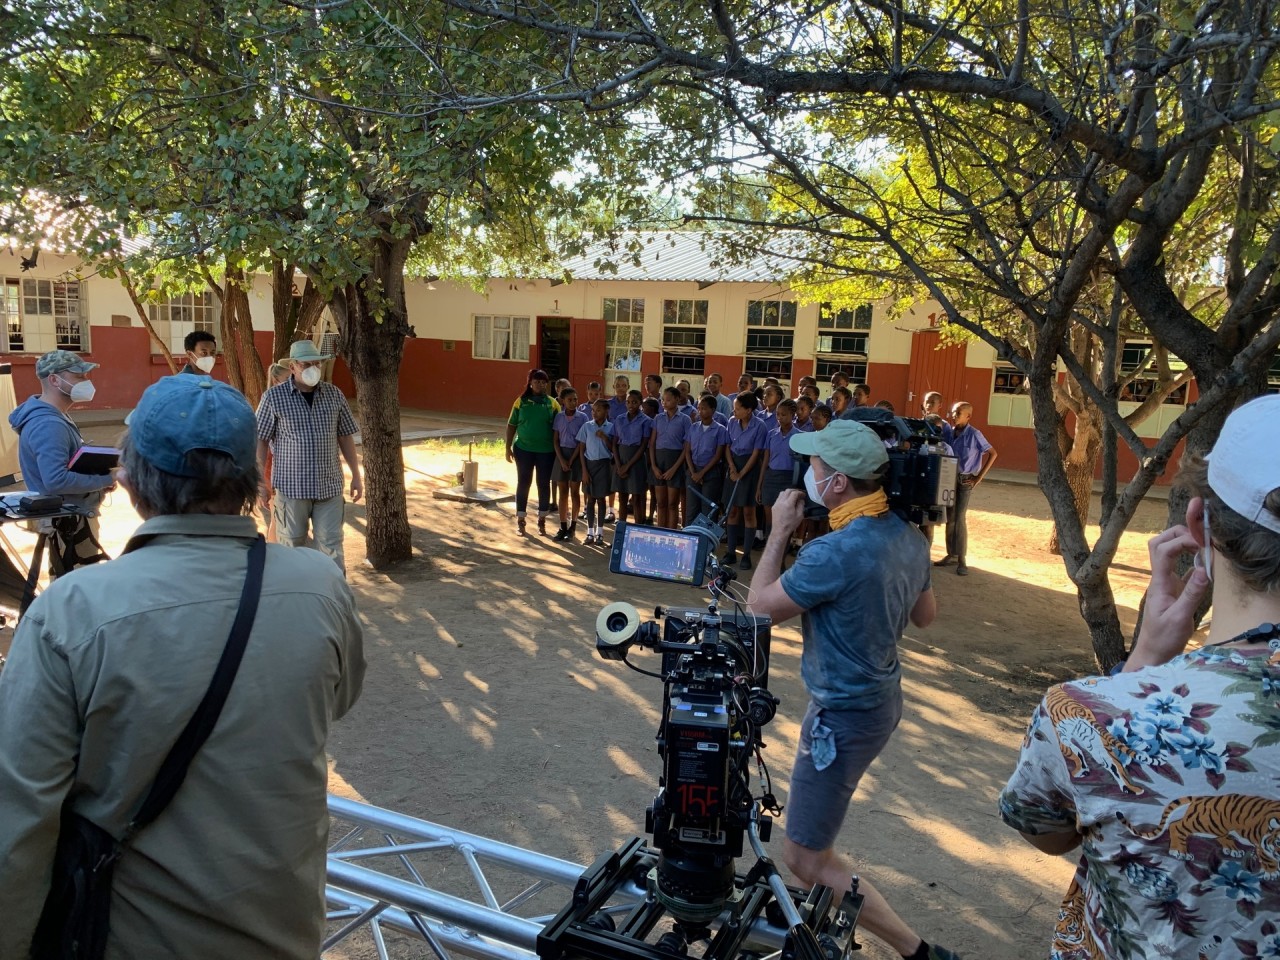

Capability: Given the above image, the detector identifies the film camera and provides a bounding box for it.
[537,503,864,960]
[790,414,956,526]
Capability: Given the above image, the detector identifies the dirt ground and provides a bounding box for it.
[9,426,1174,959]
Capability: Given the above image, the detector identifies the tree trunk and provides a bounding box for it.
[1048,406,1101,554]
[1078,573,1127,671]
[271,259,327,357]
[116,265,177,373]
[218,263,267,408]
[332,238,414,569]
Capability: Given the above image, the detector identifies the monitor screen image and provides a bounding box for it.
[613,524,704,585]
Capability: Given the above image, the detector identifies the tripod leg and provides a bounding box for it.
[19,533,45,616]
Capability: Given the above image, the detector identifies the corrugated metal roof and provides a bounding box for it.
[554,231,805,284]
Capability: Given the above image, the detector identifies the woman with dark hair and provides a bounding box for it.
[505,369,560,536]
[1001,394,1280,958]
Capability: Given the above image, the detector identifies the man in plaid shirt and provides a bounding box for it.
[256,341,363,571]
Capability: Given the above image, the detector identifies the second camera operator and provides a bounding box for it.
[747,420,960,960]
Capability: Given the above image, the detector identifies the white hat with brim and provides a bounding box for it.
[288,341,333,362]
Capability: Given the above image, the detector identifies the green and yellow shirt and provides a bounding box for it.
[508,394,561,453]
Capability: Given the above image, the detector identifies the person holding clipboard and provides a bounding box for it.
[7,350,115,574]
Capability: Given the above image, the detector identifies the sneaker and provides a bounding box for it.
[605,511,617,525]
[739,554,752,571]
[577,509,587,520]
[956,561,969,576]
[933,555,957,567]
[553,526,571,542]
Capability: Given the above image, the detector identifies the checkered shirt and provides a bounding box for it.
[255,380,359,500]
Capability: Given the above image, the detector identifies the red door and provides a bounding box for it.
[906,330,967,413]
[570,318,606,389]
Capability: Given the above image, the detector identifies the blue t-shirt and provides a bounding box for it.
[651,409,691,451]
[687,421,729,469]
[576,418,614,460]
[553,408,590,449]
[780,513,930,709]
[950,424,992,474]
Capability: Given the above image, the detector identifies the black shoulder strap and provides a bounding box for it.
[126,534,267,837]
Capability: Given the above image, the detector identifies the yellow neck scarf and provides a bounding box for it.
[827,488,890,531]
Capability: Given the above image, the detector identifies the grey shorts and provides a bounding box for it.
[785,694,903,850]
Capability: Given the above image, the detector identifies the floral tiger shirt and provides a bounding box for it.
[1000,641,1280,959]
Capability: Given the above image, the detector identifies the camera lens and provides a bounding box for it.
[607,613,630,633]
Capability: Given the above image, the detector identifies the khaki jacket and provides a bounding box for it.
[0,514,365,959]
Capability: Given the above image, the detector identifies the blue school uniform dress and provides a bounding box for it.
[577,418,615,498]
[725,416,768,507]
[651,409,691,488]
[686,420,729,517]
[612,411,652,495]
[760,424,798,506]
[552,407,590,483]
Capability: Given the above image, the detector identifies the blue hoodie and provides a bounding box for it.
[7,396,112,497]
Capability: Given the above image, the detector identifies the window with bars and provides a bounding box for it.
[604,297,645,372]
[148,291,217,355]
[2,279,21,352]
[1119,341,1188,405]
[819,303,872,330]
[473,315,531,361]
[18,278,86,350]
[815,304,870,384]
[745,300,796,381]
[661,298,708,376]
[992,363,1027,395]
[815,359,868,382]
[1267,353,1279,395]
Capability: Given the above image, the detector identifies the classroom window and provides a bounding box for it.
[1268,353,1280,395]
[1119,341,1188,405]
[745,300,795,381]
[992,363,1028,395]
[603,297,645,371]
[149,290,217,356]
[473,314,531,361]
[814,358,868,382]
[10,278,87,351]
[818,303,872,330]
[1,279,21,352]
[661,298,707,376]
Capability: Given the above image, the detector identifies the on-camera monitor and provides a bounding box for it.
[608,522,709,587]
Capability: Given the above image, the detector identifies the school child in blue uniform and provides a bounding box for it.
[722,391,768,570]
[552,387,590,541]
[612,389,652,526]
[757,398,800,543]
[758,383,783,432]
[649,386,691,529]
[795,395,816,432]
[576,399,615,546]
[641,396,661,521]
[686,395,728,524]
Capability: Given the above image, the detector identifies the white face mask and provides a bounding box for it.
[804,466,836,505]
[56,376,96,404]
[193,354,216,373]
[299,366,322,387]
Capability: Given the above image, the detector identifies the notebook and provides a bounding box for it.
[69,445,120,475]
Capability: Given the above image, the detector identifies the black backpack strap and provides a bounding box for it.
[126,535,267,837]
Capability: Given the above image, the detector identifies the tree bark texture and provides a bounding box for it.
[1048,405,1101,555]
[1078,574,1127,671]
[218,264,267,408]
[334,237,414,569]
[271,260,327,358]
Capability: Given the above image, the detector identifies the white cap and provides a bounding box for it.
[1206,395,1280,535]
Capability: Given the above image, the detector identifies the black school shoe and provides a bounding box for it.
[553,525,572,542]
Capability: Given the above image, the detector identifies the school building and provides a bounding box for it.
[5,232,1269,479]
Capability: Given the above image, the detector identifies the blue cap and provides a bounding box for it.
[127,375,256,478]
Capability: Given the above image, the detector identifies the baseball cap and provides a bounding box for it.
[1206,394,1280,535]
[35,350,98,379]
[126,375,257,478]
[789,419,889,479]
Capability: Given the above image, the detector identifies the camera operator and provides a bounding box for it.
[747,420,958,960]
